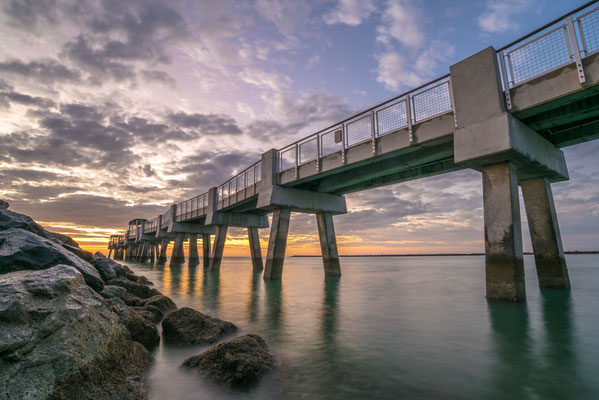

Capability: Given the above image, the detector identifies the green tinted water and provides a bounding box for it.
[124,255,599,399]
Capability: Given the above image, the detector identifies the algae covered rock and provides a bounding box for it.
[162,307,236,345]
[0,265,153,399]
[182,334,275,386]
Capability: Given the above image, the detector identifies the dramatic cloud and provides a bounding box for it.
[0,59,81,83]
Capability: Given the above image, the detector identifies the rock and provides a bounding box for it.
[0,228,104,292]
[126,273,153,285]
[0,265,153,399]
[46,231,79,248]
[133,305,164,323]
[125,307,161,349]
[182,334,275,386]
[142,294,177,316]
[106,277,153,298]
[63,243,93,262]
[162,307,236,345]
[100,285,127,299]
[0,199,8,209]
[92,252,119,281]
[0,207,48,238]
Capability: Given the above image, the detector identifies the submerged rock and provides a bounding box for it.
[162,307,236,345]
[0,265,153,399]
[182,334,275,386]
[0,228,104,292]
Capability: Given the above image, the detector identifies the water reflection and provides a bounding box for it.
[321,277,340,346]
[248,271,262,323]
[264,280,284,344]
[187,266,198,296]
[488,290,583,399]
[202,269,221,312]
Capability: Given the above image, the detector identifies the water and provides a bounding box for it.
[123,255,599,400]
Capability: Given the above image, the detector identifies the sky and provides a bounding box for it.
[1,0,598,256]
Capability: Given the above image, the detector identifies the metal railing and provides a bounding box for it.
[175,191,210,222]
[498,1,598,98]
[277,75,453,173]
[144,217,159,233]
[161,208,172,229]
[217,160,262,208]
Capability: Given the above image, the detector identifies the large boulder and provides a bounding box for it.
[182,334,275,386]
[0,207,48,238]
[162,307,236,345]
[0,199,8,209]
[106,298,160,350]
[91,252,118,281]
[0,228,104,292]
[92,252,131,277]
[0,265,153,399]
[106,277,159,299]
[99,285,127,299]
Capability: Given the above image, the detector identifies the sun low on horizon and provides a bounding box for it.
[2,0,599,257]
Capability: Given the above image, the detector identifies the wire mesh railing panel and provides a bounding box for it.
[280,148,296,171]
[506,25,571,85]
[320,128,343,156]
[376,100,407,136]
[346,114,373,147]
[245,166,254,188]
[579,7,599,54]
[299,137,318,164]
[229,179,236,196]
[255,161,262,182]
[237,174,244,193]
[412,82,452,122]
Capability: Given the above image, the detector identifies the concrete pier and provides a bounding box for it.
[209,226,228,271]
[188,233,199,266]
[248,227,263,270]
[202,234,211,267]
[482,162,525,301]
[521,178,571,288]
[157,238,169,264]
[170,233,185,266]
[264,208,291,280]
[316,212,341,277]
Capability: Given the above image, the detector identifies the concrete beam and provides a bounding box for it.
[209,226,228,271]
[482,162,526,301]
[257,185,347,214]
[264,208,291,280]
[316,212,341,277]
[206,211,269,228]
[520,178,571,289]
[248,227,263,270]
[167,222,216,234]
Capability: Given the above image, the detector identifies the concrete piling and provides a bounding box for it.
[157,238,169,264]
[264,208,291,280]
[170,233,185,266]
[248,227,263,270]
[521,177,571,289]
[202,234,211,267]
[209,226,228,271]
[189,233,199,266]
[316,212,341,277]
[482,162,525,301]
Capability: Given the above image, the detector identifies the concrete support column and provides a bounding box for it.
[264,208,291,280]
[202,234,211,267]
[482,162,525,301]
[189,233,199,267]
[316,212,341,277]
[210,226,228,271]
[150,243,156,263]
[170,233,185,266]
[248,227,263,270]
[139,242,149,262]
[157,238,169,264]
[108,248,113,258]
[521,178,571,289]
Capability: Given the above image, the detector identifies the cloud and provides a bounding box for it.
[324,0,377,26]
[254,0,319,35]
[0,59,82,83]
[3,0,59,26]
[478,0,534,33]
[140,69,177,87]
[0,91,56,109]
[376,0,424,48]
[167,112,243,135]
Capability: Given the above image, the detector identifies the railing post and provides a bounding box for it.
[370,110,376,156]
[341,123,346,164]
[294,143,299,179]
[566,15,586,85]
[406,94,413,144]
[498,51,513,110]
[316,135,321,173]
[577,17,588,55]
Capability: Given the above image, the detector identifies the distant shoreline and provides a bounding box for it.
[292,251,599,257]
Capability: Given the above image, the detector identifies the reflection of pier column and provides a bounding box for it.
[482,162,525,301]
[202,234,211,268]
[264,208,290,280]
[264,280,283,343]
[170,233,185,267]
[521,178,570,289]
[202,269,221,312]
[188,233,199,267]
[248,270,261,322]
[317,212,341,277]
[248,227,263,270]
[157,238,169,264]
[209,226,228,271]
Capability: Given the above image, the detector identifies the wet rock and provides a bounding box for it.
[0,265,153,399]
[0,199,8,209]
[126,273,153,285]
[162,307,236,345]
[63,243,93,262]
[125,307,161,349]
[46,231,79,248]
[92,252,119,281]
[133,304,164,323]
[0,228,104,292]
[182,334,275,386]
[100,285,127,299]
[106,277,154,298]
[142,294,176,316]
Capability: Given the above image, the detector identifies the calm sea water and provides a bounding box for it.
[123,255,599,400]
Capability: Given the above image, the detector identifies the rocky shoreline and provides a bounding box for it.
[0,201,275,399]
